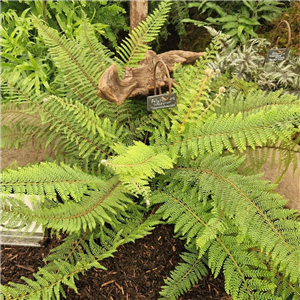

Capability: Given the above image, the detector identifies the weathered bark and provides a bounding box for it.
[130,0,148,33]
[97,50,204,105]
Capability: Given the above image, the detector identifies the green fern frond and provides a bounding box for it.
[33,180,131,233]
[170,1,189,37]
[102,142,173,201]
[159,247,208,300]
[1,175,129,237]
[44,207,159,268]
[151,173,281,299]
[151,182,220,246]
[216,89,300,117]
[78,17,115,74]
[174,68,223,134]
[173,155,300,284]
[209,229,279,300]
[166,105,300,159]
[1,161,104,202]
[116,0,172,68]
[0,256,103,300]
[31,15,115,117]
[40,95,124,162]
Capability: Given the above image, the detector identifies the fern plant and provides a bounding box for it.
[1,1,300,299]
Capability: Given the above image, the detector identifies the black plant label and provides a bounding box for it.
[147,92,177,112]
[265,48,290,63]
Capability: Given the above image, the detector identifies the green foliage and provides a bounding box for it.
[1,2,300,299]
[116,0,172,68]
[159,246,208,299]
[207,37,300,95]
[1,0,128,48]
[0,8,55,95]
[185,0,283,47]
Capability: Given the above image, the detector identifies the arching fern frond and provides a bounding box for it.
[208,225,280,300]
[1,161,104,202]
[39,95,125,162]
[31,15,115,118]
[0,207,160,300]
[0,253,104,300]
[78,17,115,74]
[1,177,132,234]
[159,247,208,300]
[173,154,300,285]
[34,187,130,233]
[216,89,300,117]
[151,174,280,299]
[102,141,173,201]
[116,0,172,68]
[44,206,160,268]
[166,106,300,159]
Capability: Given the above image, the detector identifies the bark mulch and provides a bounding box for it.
[1,225,231,300]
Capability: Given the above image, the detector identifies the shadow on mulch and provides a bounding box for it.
[1,225,231,300]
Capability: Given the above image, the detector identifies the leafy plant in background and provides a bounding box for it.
[1,0,128,48]
[206,32,300,96]
[1,1,300,300]
[2,0,193,52]
[0,8,55,95]
[0,0,128,97]
[149,0,189,50]
[185,0,283,47]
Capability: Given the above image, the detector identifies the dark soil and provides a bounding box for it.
[1,225,231,299]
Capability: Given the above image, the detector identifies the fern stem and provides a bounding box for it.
[65,69,97,111]
[217,237,254,300]
[38,181,121,221]
[178,71,211,133]
[196,89,224,123]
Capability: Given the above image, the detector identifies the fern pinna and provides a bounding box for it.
[1,1,300,299]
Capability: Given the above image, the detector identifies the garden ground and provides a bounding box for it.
[1,224,231,299]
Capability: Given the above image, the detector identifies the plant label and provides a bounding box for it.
[147,92,177,112]
[265,48,290,63]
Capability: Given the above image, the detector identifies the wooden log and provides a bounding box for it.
[97,50,204,105]
[130,0,148,32]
